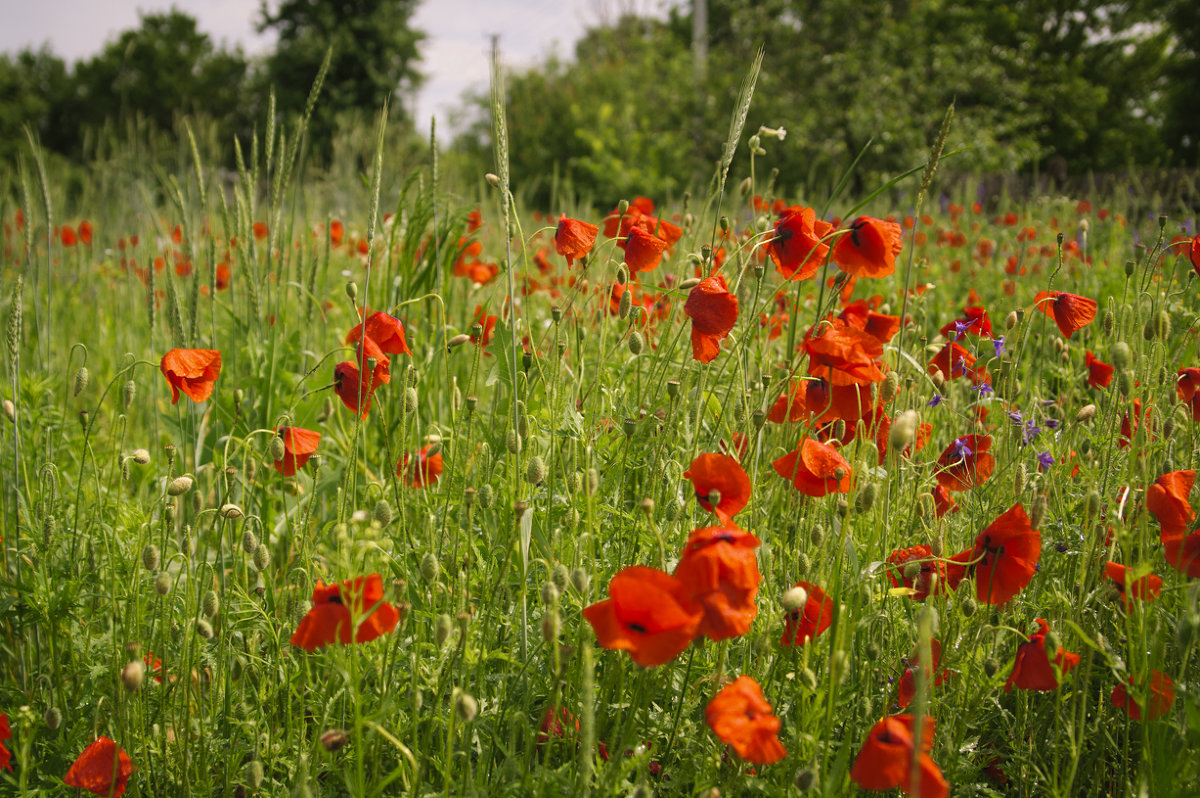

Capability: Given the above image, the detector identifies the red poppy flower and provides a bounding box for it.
[962,503,1041,605]
[1004,618,1080,692]
[64,737,134,797]
[832,216,904,278]
[634,214,683,249]
[931,485,958,517]
[79,220,93,245]
[705,676,787,764]
[781,580,833,646]
[621,226,668,274]
[333,361,375,418]
[60,225,78,247]
[673,526,761,641]
[537,706,580,748]
[290,573,401,652]
[840,300,901,344]
[1189,237,1200,276]
[582,566,702,667]
[886,546,956,600]
[399,444,443,488]
[1086,351,1114,389]
[927,341,987,383]
[935,435,995,492]
[850,715,948,798]
[684,274,739,363]
[555,214,599,267]
[1146,470,1196,537]
[896,638,949,709]
[1103,562,1163,609]
[1176,368,1200,421]
[768,378,874,427]
[329,218,345,246]
[0,713,10,772]
[471,305,498,348]
[939,306,992,339]
[160,348,222,404]
[767,205,833,281]
[1112,671,1175,721]
[683,453,751,523]
[805,320,886,386]
[353,333,391,389]
[252,221,269,240]
[345,311,412,357]
[773,438,852,497]
[1033,290,1097,338]
[274,427,321,476]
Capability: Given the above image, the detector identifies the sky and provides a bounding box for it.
[0,0,674,131]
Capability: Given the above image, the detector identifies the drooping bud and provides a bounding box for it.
[73,366,89,396]
[435,613,454,648]
[1075,404,1096,424]
[478,483,495,509]
[454,690,478,723]
[1111,341,1132,370]
[320,729,349,752]
[196,618,215,639]
[155,572,171,595]
[373,499,393,526]
[1030,495,1048,529]
[252,544,271,571]
[880,371,900,403]
[421,552,440,583]
[142,544,160,571]
[242,529,259,554]
[570,567,590,595]
[121,659,146,691]
[202,590,220,618]
[220,503,244,519]
[168,476,192,496]
[628,331,644,355]
[526,455,547,485]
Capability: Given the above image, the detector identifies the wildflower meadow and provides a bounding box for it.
[3,52,1200,798]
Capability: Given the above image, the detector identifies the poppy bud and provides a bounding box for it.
[220,503,244,519]
[345,281,357,302]
[142,544,160,571]
[618,287,633,319]
[800,667,819,692]
[73,366,89,396]
[486,172,500,187]
[320,729,349,752]
[1111,341,1132,369]
[880,371,901,403]
[166,475,192,497]
[153,571,171,595]
[478,483,495,509]
[435,613,453,648]
[983,657,1000,678]
[627,331,644,355]
[242,529,258,554]
[570,567,590,595]
[196,618,214,639]
[122,659,145,691]
[540,580,561,606]
[795,768,817,791]
[525,455,547,486]
[252,544,271,571]
[961,597,978,617]
[1163,413,1176,439]
[454,690,478,723]
[373,499,392,527]
[1117,369,1134,398]
[1101,307,1115,335]
[1075,404,1096,425]
[542,610,561,643]
[796,552,812,576]
[506,429,522,454]
[420,552,440,583]
[1029,495,1048,529]
[244,761,264,789]
[43,705,63,730]
[855,483,877,513]
[2,399,13,423]
[201,590,220,618]
[404,387,418,414]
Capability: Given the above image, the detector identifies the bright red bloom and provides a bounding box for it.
[1034,290,1097,338]
[345,311,412,357]
[1103,561,1163,609]
[537,706,580,748]
[673,526,761,641]
[773,438,852,497]
[832,216,904,278]
[274,427,321,476]
[60,225,78,247]
[887,546,955,600]
[582,566,702,667]
[1146,470,1196,537]
[290,573,401,652]
[805,319,887,386]
[252,221,269,240]
[555,214,599,267]
[931,485,958,518]
[1086,351,1114,389]
[850,715,948,798]
[706,676,787,764]
[1004,618,1080,692]
[963,503,1041,605]
[0,713,10,772]
[896,639,949,709]
[939,306,992,339]
[927,341,987,383]
[333,361,375,418]
[400,444,443,488]
[160,348,222,404]
[840,299,901,344]
[683,453,751,523]
[768,206,833,281]
[621,226,668,274]
[471,305,498,348]
[79,220,93,245]
[1189,237,1200,276]
[1112,671,1175,721]
[1176,368,1200,421]
[781,580,833,646]
[64,737,134,797]
[633,214,682,249]
[936,435,995,492]
[684,274,738,363]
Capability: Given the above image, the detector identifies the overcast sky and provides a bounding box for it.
[1,0,675,130]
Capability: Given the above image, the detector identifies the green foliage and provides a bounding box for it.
[0,48,72,163]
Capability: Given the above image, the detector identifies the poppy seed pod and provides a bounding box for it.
[252,544,271,571]
[142,544,160,571]
[73,366,89,396]
[345,281,357,302]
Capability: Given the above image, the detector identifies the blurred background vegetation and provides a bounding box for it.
[2,0,1198,205]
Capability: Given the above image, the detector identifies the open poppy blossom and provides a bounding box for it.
[620,226,668,274]
[832,216,904,278]
[555,214,599,267]
[537,706,580,749]
[634,214,683,249]
[1034,290,1097,338]
[400,444,443,488]
[1146,470,1195,537]
[684,274,739,363]
[931,485,958,517]
[583,566,702,667]
[1004,618,1080,692]
[773,438,852,497]
[927,341,987,384]
[896,638,950,709]
[886,546,957,600]
[705,676,787,764]
[160,348,222,404]
[956,503,1041,605]
[767,378,874,427]
[1112,671,1175,721]
[683,453,751,523]
[471,305,498,348]
[805,320,887,386]
[354,334,391,390]
[768,205,834,281]
[1103,561,1163,609]
[345,311,412,357]
[274,427,321,476]
[290,573,401,652]
[939,306,992,339]
[0,713,10,772]
[673,526,761,641]
[936,435,995,492]
[1085,351,1114,389]
[333,361,376,418]
[64,736,134,797]
[1176,368,1200,421]
[79,219,93,245]
[850,715,948,798]
[61,225,78,247]
[1189,237,1200,276]
[781,580,834,646]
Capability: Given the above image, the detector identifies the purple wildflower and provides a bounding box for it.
[927,394,943,408]
[952,437,973,460]
[1037,451,1054,471]
[992,336,1006,358]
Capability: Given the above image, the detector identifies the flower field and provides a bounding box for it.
[2,87,1200,797]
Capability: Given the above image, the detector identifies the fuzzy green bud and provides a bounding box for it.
[551,563,570,593]
[154,572,171,594]
[244,761,265,789]
[404,386,418,414]
[168,475,192,496]
[45,706,62,730]
[618,287,633,319]
[242,529,259,554]
[799,667,818,692]
[526,455,547,485]
[252,543,271,571]
[570,567,590,595]
[269,435,286,463]
[454,690,478,723]
[73,366,89,396]
[196,618,214,639]
[1111,341,1132,370]
[1075,404,1096,424]
[372,499,392,527]
[421,552,440,583]
[961,597,978,618]
[1102,308,1115,335]
[121,659,145,691]
[435,613,453,648]
[141,543,160,571]
[202,590,220,618]
[627,331,644,355]
[506,429,522,454]
[880,371,901,403]
[855,483,877,513]
[1117,369,1134,398]
[796,552,812,576]
[478,483,495,509]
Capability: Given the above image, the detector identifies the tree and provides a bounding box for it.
[0,47,72,162]
[258,0,426,157]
